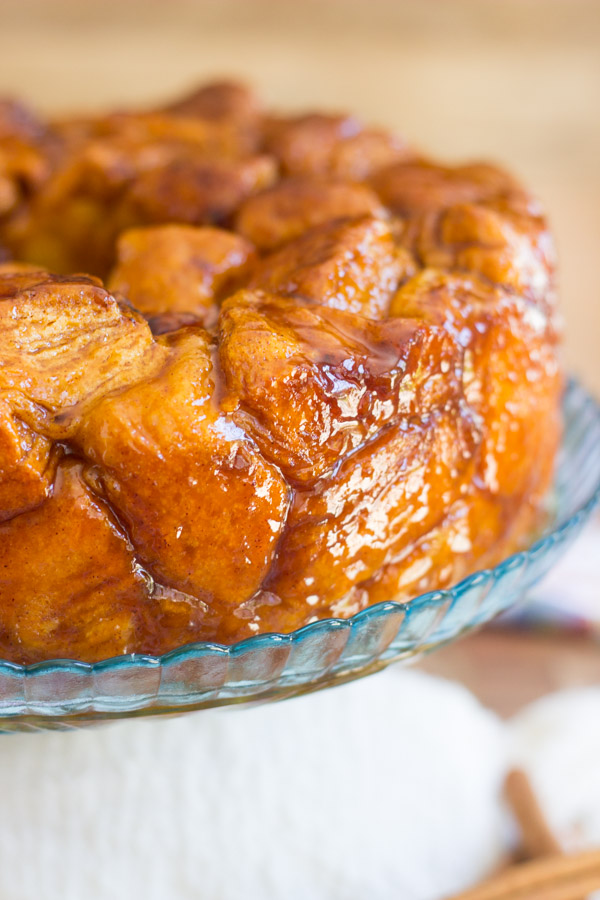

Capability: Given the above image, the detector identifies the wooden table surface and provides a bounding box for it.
[418,629,600,718]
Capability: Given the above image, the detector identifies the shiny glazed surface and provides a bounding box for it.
[0,82,561,663]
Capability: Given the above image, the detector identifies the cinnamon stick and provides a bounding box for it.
[447,848,600,900]
[505,768,562,860]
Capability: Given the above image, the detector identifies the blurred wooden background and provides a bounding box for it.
[0,0,599,393]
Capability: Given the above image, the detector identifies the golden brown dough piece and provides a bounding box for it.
[161,80,262,154]
[164,80,258,119]
[0,459,152,663]
[108,224,256,326]
[73,329,290,615]
[234,176,385,251]
[219,290,460,483]
[372,160,556,303]
[0,267,158,524]
[265,112,410,178]
[389,269,561,509]
[0,398,55,522]
[0,269,156,422]
[0,81,562,662]
[249,216,413,317]
[261,410,478,627]
[0,99,55,263]
[125,154,276,230]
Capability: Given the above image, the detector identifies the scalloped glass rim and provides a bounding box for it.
[0,377,598,728]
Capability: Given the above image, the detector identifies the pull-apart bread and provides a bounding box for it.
[0,82,560,662]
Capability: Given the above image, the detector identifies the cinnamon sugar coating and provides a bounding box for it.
[0,81,561,662]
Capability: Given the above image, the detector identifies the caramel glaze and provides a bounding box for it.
[0,81,561,663]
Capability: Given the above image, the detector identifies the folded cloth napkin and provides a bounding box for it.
[0,669,507,900]
[510,686,600,852]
